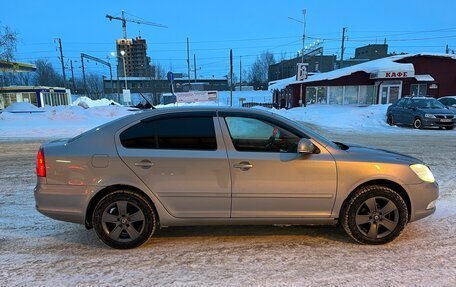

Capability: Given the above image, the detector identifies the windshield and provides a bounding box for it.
[410,99,445,109]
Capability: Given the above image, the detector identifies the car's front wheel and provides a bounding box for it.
[386,114,394,126]
[93,190,157,249]
[413,117,423,129]
[341,185,408,244]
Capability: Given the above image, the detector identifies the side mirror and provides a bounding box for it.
[297,138,315,155]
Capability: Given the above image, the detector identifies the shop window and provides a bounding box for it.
[306,87,328,104]
[328,86,343,104]
[410,84,427,97]
[358,86,375,105]
[306,87,317,104]
[344,86,359,104]
[317,87,328,104]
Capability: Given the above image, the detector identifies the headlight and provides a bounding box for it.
[410,164,435,183]
[425,114,436,118]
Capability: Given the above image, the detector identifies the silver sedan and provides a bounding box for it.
[34,107,438,249]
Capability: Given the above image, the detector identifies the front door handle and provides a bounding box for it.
[134,160,154,169]
[233,161,253,171]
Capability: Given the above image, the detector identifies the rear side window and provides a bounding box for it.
[120,116,217,150]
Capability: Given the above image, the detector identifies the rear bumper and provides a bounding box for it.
[405,181,439,222]
[34,183,91,225]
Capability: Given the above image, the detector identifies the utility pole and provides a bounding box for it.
[230,49,233,107]
[57,38,66,87]
[109,64,114,96]
[446,44,450,54]
[70,60,76,91]
[239,56,242,91]
[340,27,347,69]
[193,54,197,82]
[81,54,87,96]
[301,9,307,63]
[187,37,191,84]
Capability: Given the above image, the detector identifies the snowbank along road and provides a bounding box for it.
[0,127,455,286]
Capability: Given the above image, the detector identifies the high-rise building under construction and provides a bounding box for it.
[116,36,152,77]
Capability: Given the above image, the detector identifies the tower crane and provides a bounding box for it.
[106,10,167,39]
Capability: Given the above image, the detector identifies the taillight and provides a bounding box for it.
[36,147,46,177]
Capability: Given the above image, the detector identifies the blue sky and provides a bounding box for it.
[1,0,455,78]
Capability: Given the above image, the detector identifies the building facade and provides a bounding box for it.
[104,77,229,94]
[268,55,337,82]
[271,54,456,109]
[354,44,389,60]
[0,86,71,109]
[116,37,152,77]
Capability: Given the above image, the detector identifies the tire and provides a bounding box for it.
[341,185,408,245]
[386,114,394,126]
[446,126,454,130]
[413,117,423,129]
[93,190,157,249]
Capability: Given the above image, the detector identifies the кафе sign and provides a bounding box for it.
[370,70,415,79]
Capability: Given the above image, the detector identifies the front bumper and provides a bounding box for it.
[405,181,439,222]
[422,118,455,128]
[34,183,91,225]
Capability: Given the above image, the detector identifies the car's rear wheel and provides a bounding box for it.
[93,190,157,249]
[341,185,408,245]
[386,114,394,126]
[413,117,423,129]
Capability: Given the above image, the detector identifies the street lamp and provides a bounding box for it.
[120,50,128,90]
[110,51,128,90]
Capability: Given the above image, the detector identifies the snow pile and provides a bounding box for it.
[3,102,41,113]
[0,105,134,139]
[72,96,120,108]
[266,104,396,133]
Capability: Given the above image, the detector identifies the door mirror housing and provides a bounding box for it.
[297,138,315,155]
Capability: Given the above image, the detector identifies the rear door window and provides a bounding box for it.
[120,116,217,150]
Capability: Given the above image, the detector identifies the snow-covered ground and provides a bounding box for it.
[1,93,454,139]
[0,129,455,286]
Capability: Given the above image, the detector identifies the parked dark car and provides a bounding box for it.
[387,97,455,129]
[438,96,456,110]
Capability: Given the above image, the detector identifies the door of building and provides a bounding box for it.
[379,83,402,104]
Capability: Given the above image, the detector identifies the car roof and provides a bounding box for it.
[141,106,276,116]
[439,96,456,99]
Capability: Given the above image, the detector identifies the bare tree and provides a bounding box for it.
[153,63,166,80]
[0,25,18,61]
[33,59,62,86]
[248,51,276,88]
[84,73,104,99]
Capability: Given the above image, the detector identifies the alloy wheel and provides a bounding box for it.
[355,196,399,239]
[101,200,146,242]
[413,118,422,129]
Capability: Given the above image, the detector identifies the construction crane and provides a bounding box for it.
[106,10,167,39]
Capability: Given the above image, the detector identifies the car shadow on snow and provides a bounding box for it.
[153,225,353,244]
[49,224,354,250]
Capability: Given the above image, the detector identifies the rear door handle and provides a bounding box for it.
[134,160,154,169]
[233,161,253,171]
